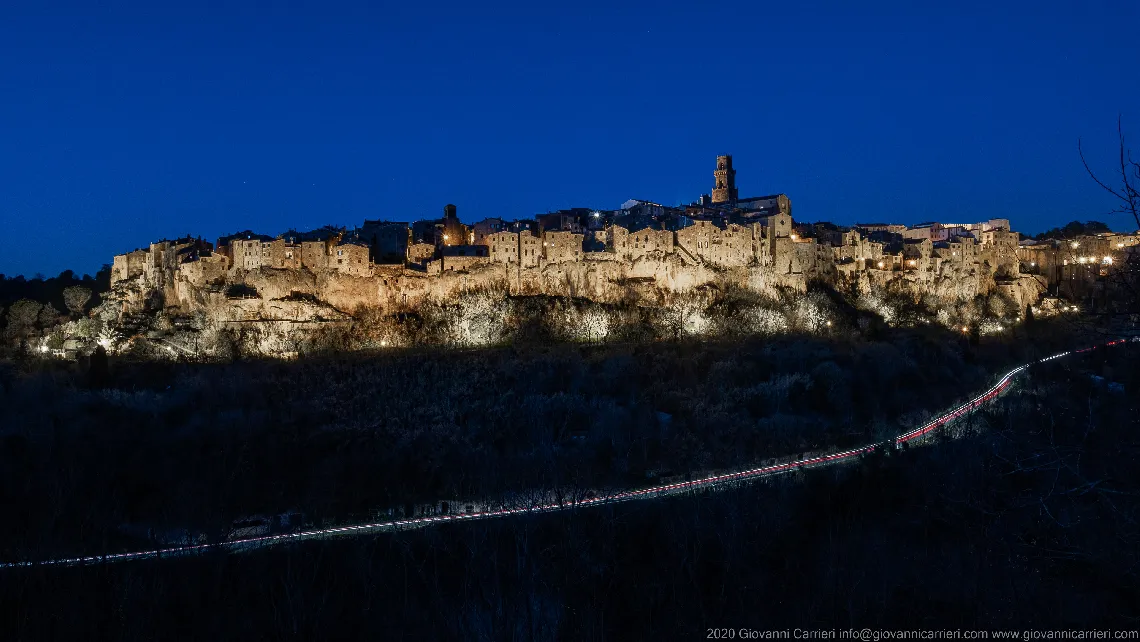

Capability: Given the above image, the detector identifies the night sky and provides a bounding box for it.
[2,0,1137,277]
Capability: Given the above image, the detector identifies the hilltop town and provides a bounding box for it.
[100,155,1139,356]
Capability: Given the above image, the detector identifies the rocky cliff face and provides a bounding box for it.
[93,246,1038,358]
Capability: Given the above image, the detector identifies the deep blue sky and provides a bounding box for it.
[2,0,1138,277]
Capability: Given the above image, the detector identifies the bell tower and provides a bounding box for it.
[712,155,738,204]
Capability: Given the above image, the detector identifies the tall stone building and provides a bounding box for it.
[712,155,738,204]
[441,203,470,246]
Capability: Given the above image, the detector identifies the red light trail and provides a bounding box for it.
[2,339,1133,570]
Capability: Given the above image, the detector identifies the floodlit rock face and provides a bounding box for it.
[98,222,1046,357]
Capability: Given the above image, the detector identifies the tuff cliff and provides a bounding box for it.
[97,222,1042,358]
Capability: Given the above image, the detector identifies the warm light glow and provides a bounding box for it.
[826,320,832,327]
[380,340,388,347]
[907,260,916,266]
[1030,262,1036,267]
[877,261,885,269]
[962,326,968,332]
[1078,257,1087,264]
[790,234,798,241]
[1072,242,1079,248]
[1103,256,1113,265]
[443,234,449,240]
[1118,242,1125,248]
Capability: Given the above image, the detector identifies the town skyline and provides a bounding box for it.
[4,151,1137,280]
[3,2,1139,277]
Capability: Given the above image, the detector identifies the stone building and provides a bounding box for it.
[856,223,907,235]
[832,230,884,270]
[901,223,936,241]
[440,248,490,273]
[301,240,331,271]
[266,238,302,269]
[179,252,230,285]
[441,204,470,247]
[110,237,214,296]
[538,208,598,234]
[902,238,934,271]
[980,229,1019,249]
[333,241,372,277]
[942,234,978,266]
[112,249,149,283]
[543,230,585,264]
[360,220,410,264]
[675,220,756,268]
[487,231,521,265]
[711,155,738,204]
[675,220,719,263]
[735,194,792,220]
[232,237,270,271]
[509,219,538,234]
[519,229,542,269]
[472,218,507,245]
[611,226,674,262]
[980,229,1020,277]
[407,242,436,267]
[719,223,756,267]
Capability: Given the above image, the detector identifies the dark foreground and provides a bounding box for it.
[2,331,1139,637]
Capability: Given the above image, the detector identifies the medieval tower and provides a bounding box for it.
[712,155,738,204]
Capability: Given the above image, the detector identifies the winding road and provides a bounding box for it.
[2,338,1133,570]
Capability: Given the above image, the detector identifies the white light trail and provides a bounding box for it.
[0,340,1131,570]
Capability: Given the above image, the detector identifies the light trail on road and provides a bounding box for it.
[2,339,1133,570]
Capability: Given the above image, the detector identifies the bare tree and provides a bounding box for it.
[1078,117,1140,317]
[1080,116,1140,231]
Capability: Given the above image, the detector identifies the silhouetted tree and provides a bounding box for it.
[87,345,109,388]
[1079,116,1140,314]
